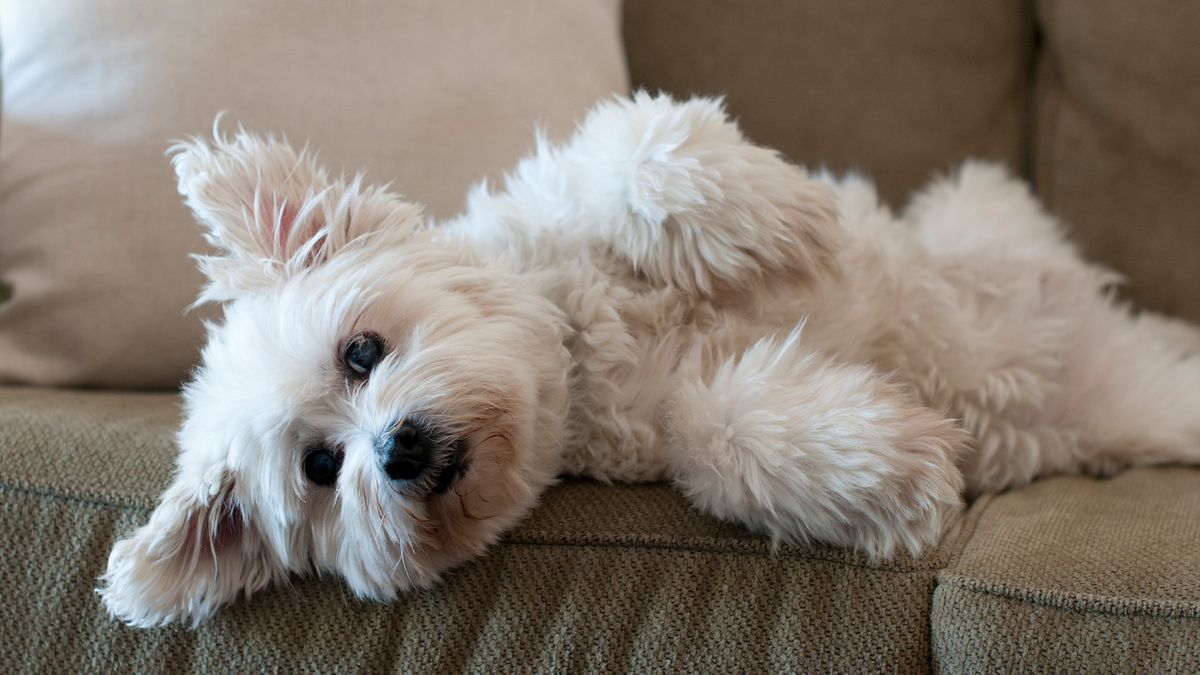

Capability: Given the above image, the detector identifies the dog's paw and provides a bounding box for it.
[98,531,197,628]
[671,405,966,560]
[667,337,968,560]
[563,91,843,294]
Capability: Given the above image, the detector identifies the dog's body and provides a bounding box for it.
[100,94,1200,626]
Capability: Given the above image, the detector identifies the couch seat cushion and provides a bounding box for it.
[1,387,969,672]
[933,469,1200,672]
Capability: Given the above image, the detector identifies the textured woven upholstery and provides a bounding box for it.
[934,470,1200,672]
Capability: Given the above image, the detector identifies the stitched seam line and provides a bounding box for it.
[938,574,1200,619]
[505,534,940,572]
[503,538,941,576]
[0,478,152,509]
[0,479,156,510]
[0,481,943,572]
[941,494,995,572]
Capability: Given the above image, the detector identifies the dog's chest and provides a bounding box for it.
[554,273,780,481]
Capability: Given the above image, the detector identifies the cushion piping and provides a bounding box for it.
[0,479,959,572]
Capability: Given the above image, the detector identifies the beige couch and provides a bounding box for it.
[3,2,1199,671]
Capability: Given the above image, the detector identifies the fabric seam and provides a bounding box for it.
[937,574,1200,620]
[0,481,946,573]
[940,494,995,571]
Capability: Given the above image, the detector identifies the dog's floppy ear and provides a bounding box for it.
[99,469,280,627]
[171,125,424,303]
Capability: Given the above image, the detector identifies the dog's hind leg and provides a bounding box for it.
[442,92,844,296]
[902,161,1082,267]
[663,330,968,559]
[1130,311,1200,360]
[559,92,846,295]
[1064,305,1200,476]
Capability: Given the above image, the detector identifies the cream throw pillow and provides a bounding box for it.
[0,0,627,388]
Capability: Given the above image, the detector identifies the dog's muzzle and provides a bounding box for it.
[376,418,469,493]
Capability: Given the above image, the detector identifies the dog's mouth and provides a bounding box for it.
[430,439,470,494]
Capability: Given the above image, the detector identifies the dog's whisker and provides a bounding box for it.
[400,503,431,526]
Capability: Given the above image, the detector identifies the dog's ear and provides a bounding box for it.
[99,469,280,627]
[171,126,424,303]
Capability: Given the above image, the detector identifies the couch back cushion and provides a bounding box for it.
[624,1,1036,207]
[0,0,627,388]
[1033,0,1200,322]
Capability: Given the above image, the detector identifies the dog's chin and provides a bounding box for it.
[335,434,517,596]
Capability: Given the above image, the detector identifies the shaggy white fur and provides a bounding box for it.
[99,92,1200,626]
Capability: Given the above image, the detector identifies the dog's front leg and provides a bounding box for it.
[664,331,968,560]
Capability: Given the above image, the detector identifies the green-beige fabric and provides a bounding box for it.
[934,471,1200,672]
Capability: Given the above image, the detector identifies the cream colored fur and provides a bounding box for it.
[100,93,1200,626]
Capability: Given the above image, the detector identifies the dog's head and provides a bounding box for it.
[100,130,570,626]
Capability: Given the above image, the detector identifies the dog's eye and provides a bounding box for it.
[303,446,342,487]
[343,331,385,376]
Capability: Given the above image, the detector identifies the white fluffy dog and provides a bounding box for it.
[100,93,1200,626]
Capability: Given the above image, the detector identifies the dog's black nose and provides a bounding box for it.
[378,420,431,481]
